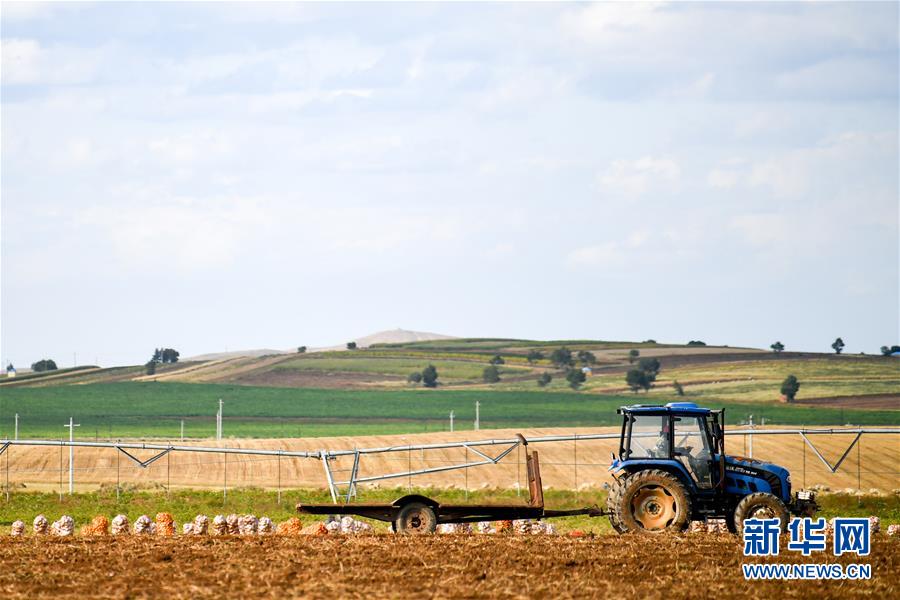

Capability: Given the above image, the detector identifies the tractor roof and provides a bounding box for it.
[619,402,712,416]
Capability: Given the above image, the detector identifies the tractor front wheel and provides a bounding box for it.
[732,492,789,534]
[609,469,691,534]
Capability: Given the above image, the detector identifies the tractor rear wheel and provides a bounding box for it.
[732,492,788,534]
[610,469,691,534]
[606,477,628,534]
[393,502,437,534]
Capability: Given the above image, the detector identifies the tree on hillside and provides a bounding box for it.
[831,337,844,354]
[550,347,574,368]
[687,340,706,346]
[489,355,505,365]
[145,360,157,376]
[881,345,900,356]
[483,365,500,383]
[771,341,785,354]
[626,369,654,393]
[643,339,657,344]
[537,372,552,387]
[346,342,358,350]
[628,349,639,364]
[637,357,661,376]
[297,346,307,353]
[577,350,596,366]
[151,348,179,364]
[407,371,422,384]
[566,368,586,390]
[781,374,800,402]
[31,359,58,372]
[673,380,685,396]
[421,364,439,388]
[526,350,544,364]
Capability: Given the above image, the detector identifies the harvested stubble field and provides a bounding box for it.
[0,535,897,599]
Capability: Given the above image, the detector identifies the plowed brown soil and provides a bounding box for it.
[0,535,896,599]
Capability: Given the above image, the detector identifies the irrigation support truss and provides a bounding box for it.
[0,427,897,503]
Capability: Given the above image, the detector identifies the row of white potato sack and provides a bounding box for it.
[6,514,559,537]
[9,514,896,537]
[6,514,369,537]
[437,521,558,535]
[690,516,893,535]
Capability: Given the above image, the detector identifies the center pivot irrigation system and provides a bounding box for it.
[1,424,895,501]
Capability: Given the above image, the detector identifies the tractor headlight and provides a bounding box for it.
[797,490,812,501]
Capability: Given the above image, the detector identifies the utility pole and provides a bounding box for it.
[748,414,754,459]
[217,399,223,441]
[474,401,480,431]
[449,411,454,433]
[64,417,80,494]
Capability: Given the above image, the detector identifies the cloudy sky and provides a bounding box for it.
[2,2,898,367]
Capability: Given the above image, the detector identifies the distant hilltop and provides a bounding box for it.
[183,328,456,360]
[183,348,291,361]
[354,328,456,348]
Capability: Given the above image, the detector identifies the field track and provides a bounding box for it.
[795,394,900,410]
[6,426,899,494]
[0,536,897,599]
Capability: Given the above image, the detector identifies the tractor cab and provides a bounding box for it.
[607,402,817,534]
[617,403,723,491]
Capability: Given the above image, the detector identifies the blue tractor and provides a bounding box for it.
[607,402,818,534]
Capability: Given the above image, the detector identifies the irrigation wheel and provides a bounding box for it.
[393,502,437,534]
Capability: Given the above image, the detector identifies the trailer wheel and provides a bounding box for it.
[732,493,788,534]
[611,469,691,534]
[394,502,437,534]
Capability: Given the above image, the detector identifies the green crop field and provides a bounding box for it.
[372,338,732,353]
[275,356,531,380]
[0,381,897,441]
[497,356,900,400]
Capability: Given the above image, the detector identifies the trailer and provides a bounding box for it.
[297,437,604,533]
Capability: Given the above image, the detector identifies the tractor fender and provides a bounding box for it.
[392,494,440,509]
[618,460,696,493]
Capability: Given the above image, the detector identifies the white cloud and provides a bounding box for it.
[78,196,272,270]
[664,72,716,99]
[0,38,107,85]
[1,38,41,84]
[559,2,667,41]
[566,229,669,269]
[0,2,73,21]
[566,242,624,269]
[729,213,790,246]
[484,242,515,260]
[597,156,681,197]
[749,131,896,198]
[147,132,235,165]
[706,168,741,189]
[246,89,373,114]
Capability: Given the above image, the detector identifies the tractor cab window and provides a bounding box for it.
[673,416,713,488]
[625,414,669,459]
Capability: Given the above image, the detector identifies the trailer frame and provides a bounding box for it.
[297,439,604,533]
